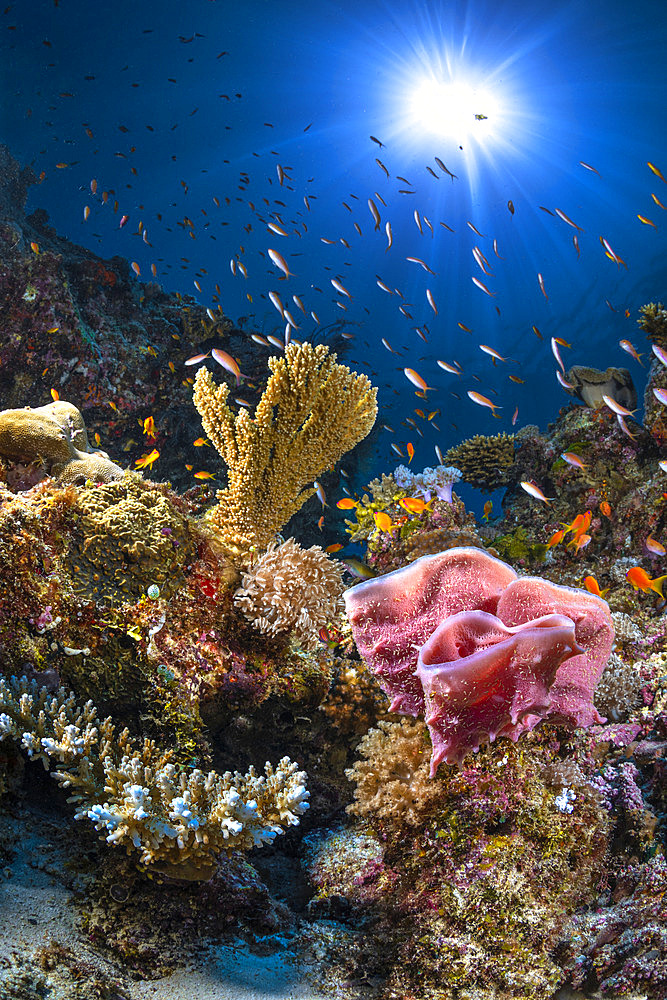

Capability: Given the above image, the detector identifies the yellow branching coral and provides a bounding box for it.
[0,675,309,877]
[234,537,345,648]
[193,343,377,550]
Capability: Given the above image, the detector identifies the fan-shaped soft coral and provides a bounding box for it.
[344,547,613,771]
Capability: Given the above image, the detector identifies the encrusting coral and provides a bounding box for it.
[0,400,123,488]
[444,432,515,491]
[0,675,309,877]
[192,342,377,551]
[66,474,197,604]
[233,537,345,649]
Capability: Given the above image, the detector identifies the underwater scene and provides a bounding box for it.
[1,0,667,997]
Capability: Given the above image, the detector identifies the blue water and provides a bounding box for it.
[2,0,667,486]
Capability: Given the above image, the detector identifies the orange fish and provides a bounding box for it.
[142,416,155,438]
[468,391,501,417]
[562,511,592,536]
[30,241,39,254]
[626,565,667,597]
[325,543,344,553]
[568,533,591,553]
[645,536,666,556]
[336,498,358,510]
[193,470,216,480]
[599,501,612,518]
[584,576,609,598]
[50,388,59,401]
[648,161,666,184]
[212,348,243,385]
[135,448,160,470]
[404,368,432,393]
[193,437,210,447]
[374,511,394,532]
[399,497,429,515]
[482,500,493,521]
[547,528,565,549]
[407,442,415,463]
[521,481,552,504]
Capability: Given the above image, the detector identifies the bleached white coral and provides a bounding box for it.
[392,464,462,503]
[0,675,309,874]
[412,465,462,503]
[234,537,345,648]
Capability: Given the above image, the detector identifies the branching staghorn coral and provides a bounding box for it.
[233,537,345,648]
[192,343,377,550]
[0,675,309,876]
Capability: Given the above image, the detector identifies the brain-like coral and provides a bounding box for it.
[344,547,613,770]
[67,475,197,604]
[0,400,123,487]
[444,432,515,491]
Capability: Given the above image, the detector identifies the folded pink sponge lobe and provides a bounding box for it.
[343,547,613,773]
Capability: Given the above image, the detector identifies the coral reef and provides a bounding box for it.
[638,300,667,346]
[0,675,309,876]
[313,722,613,1000]
[234,537,345,649]
[444,431,516,491]
[192,342,377,551]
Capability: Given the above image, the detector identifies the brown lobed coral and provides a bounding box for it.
[444,432,515,491]
[0,400,124,488]
[563,365,637,410]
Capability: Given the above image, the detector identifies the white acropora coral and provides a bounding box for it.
[0,675,309,874]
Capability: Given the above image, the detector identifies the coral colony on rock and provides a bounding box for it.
[1,1,667,997]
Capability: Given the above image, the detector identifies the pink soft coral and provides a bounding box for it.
[344,547,613,772]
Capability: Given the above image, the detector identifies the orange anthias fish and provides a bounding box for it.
[562,511,592,536]
[626,565,667,597]
[645,536,666,556]
[325,543,344,553]
[399,497,430,515]
[482,500,493,521]
[520,481,552,504]
[193,470,216,480]
[599,501,612,518]
[407,442,415,463]
[584,576,609,598]
[547,528,565,549]
[568,532,591,554]
[142,415,155,438]
[336,498,358,510]
[374,511,394,533]
[135,448,160,470]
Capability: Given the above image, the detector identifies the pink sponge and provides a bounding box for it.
[343,548,517,715]
[343,547,614,772]
[417,611,583,773]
